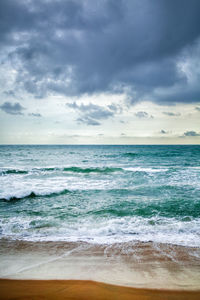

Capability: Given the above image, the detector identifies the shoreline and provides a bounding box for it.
[1,239,200,291]
[1,279,200,300]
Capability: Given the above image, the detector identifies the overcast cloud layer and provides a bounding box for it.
[0,0,200,144]
[0,0,200,103]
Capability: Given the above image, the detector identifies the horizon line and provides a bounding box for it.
[0,144,200,146]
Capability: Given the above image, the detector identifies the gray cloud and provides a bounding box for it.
[163,112,181,117]
[195,107,200,111]
[77,117,100,126]
[28,113,42,117]
[0,0,200,103]
[135,111,153,119]
[135,111,148,118]
[66,102,117,125]
[3,90,16,97]
[0,101,25,115]
[184,131,200,137]
[160,130,167,134]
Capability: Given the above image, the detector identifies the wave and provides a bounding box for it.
[89,197,200,219]
[0,169,28,175]
[2,186,200,219]
[123,167,168,173]
[122,151,188,158]
[1,214,200,247]
[0,166,169,176]
[123,152,138,158]
[1,166,123,176]
[62,167,122,173]
[1,188,135,202]
[0,189,71,201]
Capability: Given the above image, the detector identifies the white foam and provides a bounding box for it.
[123,167,168,173]
[0,176,114,200]
[1,215,200,248]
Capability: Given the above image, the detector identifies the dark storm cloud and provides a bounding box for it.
[163,112,181,117]
[154,87,200,104]
[66,102,116,125]
[0,101,25,115]
[183,131,200,137]
[1,0,200,103]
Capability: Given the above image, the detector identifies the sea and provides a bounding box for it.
[0,144,200,246]
[0,145,200,288]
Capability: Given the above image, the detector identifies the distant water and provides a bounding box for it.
[0,145,200,247]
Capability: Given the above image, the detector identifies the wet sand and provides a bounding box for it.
[1,239,200,299]
[1,279,200,300]
[1,239,200,290]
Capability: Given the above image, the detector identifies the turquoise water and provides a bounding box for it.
[0,145,200,246]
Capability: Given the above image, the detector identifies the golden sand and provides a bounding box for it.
[0,279,200,300]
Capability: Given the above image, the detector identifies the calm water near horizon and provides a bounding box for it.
[0,144,200,247]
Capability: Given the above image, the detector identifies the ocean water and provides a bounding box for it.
[0,145,200,247]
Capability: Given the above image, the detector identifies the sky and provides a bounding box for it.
[0,0,200,144]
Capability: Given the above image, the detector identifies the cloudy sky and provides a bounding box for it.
[0,0,200,144]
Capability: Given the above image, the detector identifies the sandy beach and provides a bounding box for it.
[1,279,200,300]
[0,239,200,299]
